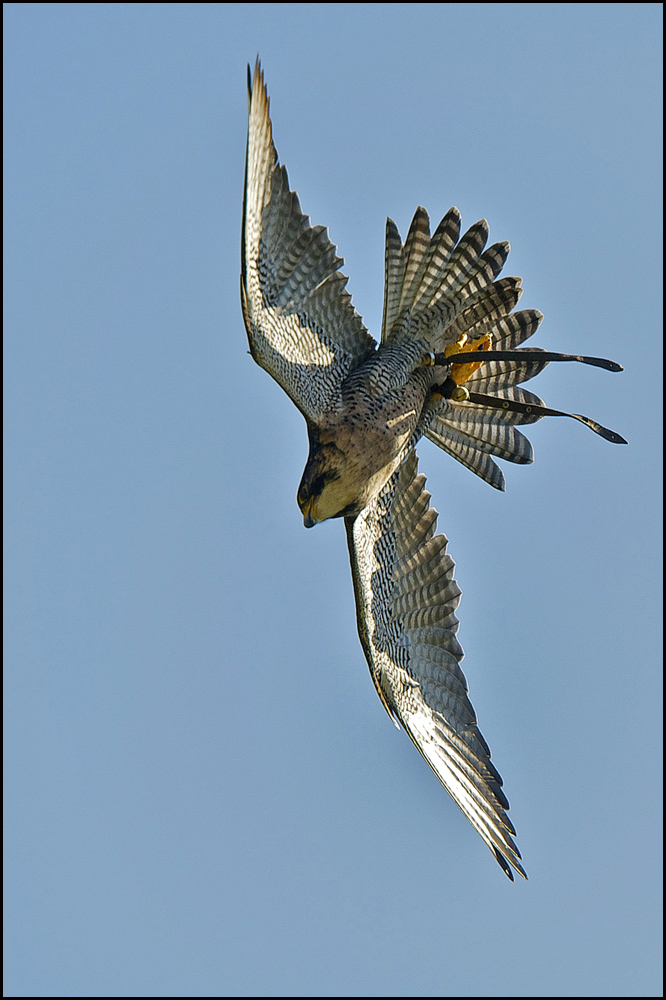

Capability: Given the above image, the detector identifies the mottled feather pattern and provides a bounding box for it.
[425,380,549,489]
[379,209,543,385]
[346,452,525,878]
[363,339,429,397]
[478,385,547,415]
[242,64,375,423]
[492,309,544,350]
[302,272,367,346]
[272,225,343,308]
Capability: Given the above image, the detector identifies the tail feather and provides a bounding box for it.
[428,219,489,308]
[381,207,556,489]
[428,414,533,465]
[426,386,546,480]
[493,309,544,350]
[413,208,462,312]
[425,425,507,490]
[466,351,549,394]
[381,208,519,352]
[423,241,512,343]
[399,207,432,314]
[381,218,406,342]
[443,278,523,346]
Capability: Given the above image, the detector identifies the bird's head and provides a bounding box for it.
[297,426,360,527]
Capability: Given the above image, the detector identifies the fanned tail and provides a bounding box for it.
[381,207,520,357]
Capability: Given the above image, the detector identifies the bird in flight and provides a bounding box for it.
[240,61,625,880]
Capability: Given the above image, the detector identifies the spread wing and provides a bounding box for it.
[241,62,376,423]
[346,451,526,879]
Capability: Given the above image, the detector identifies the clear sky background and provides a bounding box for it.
[4,4,663,997]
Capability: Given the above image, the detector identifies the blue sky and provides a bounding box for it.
[4,4,662,997]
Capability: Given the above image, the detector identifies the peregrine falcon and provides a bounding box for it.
[240,61,625,880]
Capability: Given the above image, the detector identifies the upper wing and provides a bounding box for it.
[241,62,376,423]
[346,451,526,880]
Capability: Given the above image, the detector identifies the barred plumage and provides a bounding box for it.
[346,453,525,879]
[242,65,375,424]
[240,60,624,881]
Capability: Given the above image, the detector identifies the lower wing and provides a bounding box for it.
[345,451,526,880]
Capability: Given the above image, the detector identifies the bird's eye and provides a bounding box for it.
[298,485,309,504]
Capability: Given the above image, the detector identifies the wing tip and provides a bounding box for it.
[494,846,528,881]
[248,56,268,110]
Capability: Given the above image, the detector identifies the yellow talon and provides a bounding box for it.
[444,333,492,386]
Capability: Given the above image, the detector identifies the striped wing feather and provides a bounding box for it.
[242,62,375,423]
[346,451,526,879]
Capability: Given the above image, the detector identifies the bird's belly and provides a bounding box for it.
[332,387,425,509]
[302,374,430,525]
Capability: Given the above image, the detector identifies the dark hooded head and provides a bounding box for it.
[296,424,361,526]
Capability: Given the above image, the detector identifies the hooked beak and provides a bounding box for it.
[302,497,317,528]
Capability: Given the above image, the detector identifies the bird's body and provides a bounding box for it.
[299,351,433,524]
[240,61,624,880]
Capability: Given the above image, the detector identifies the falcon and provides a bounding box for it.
[240,61,625,880]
